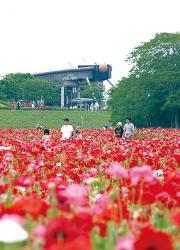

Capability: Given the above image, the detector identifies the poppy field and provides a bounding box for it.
[0,128,179,250]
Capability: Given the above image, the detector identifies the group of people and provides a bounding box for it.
[114,117,135,140]
[11,101,21,110]
[39,117,135,143]
[40,118,81,142]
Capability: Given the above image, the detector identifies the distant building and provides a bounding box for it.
[33,64,112,108]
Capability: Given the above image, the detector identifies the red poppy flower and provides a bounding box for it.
[174,153,180,165]
[155,192,173,208]
[44,216,90,248]
[172,210,180,227]
[44,236,92,250]
[44,217,74,246]
[3,195,48,219]
[134,226,173,250]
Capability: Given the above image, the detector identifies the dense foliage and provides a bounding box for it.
[0,128,179,249]
[0,73,59,106]
[0,74,104,107]
[108,33,180,128]
[80,81,104,104]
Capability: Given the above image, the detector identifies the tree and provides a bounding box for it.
[0,73,32,101]
[21,78,59,106]
[0,81,7,101]
[127,32,180,127]
[0,73,59,106]
[109,33,180,128]
[80,81,104,103]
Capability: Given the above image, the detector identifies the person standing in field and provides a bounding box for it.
[124,117,135,140]
[16,101,20,110]
[42,128,51,150]
[114,122,124,138]
[42,128,51,142]
[61,118,74,140]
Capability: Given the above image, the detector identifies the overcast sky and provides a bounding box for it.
[0,0,179,85]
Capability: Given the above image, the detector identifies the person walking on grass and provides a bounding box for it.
[61,118,74,140]
[124,117,135,140]
[114,122,124,138]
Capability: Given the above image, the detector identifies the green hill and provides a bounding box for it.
[0,110,111,129]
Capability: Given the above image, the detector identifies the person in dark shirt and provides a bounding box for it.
[114,122,124,138]
[17,101,21,110]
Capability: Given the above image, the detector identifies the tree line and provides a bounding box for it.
[0,73,103,106]
[108,32,180,128]
[0,73,60,106]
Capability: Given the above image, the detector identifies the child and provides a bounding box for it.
[123,117,135,140]
[61,118,74,140]
[114,122,124,138]
[42,128,51,142]
[75,129,83,139]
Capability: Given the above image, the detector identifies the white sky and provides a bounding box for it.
[0,0,179,85]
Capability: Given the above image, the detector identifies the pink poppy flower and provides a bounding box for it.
[130,166,155,184]
[60,184,89,206]
[107,162,129,178]
[116,234,135,250]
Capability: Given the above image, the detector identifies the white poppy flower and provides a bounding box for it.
[0,218,28,243]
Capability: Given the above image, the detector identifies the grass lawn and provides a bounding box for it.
[0,110,111,129]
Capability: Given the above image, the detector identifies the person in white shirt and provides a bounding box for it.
[61,118,74,140]
[123,117,135,140]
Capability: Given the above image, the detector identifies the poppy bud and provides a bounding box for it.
[48,182,56,191]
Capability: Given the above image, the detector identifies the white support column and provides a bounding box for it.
[61,86,65,107]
